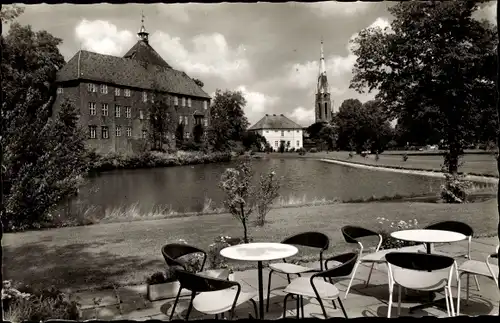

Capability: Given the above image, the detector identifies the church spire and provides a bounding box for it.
[138,11,149,43]
[319,38,326,76]
[317,39,329,95]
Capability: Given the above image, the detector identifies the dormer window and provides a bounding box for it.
[124,89,131,97]
[57,87,63,94]
[100,84,108,94]
[181,97,186,107]
[203,101,208,110]
[115,88,121,96]
[187,98,192,108]
[174,96,179,106]
[142,91,148,102]
[88,83,97,93]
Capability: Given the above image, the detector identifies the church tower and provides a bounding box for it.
[315,40,333,123]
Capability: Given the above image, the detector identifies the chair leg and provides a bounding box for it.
[266,269,274,312]
[282,293,291,318]
[444,288,451,317]
[387,286,393,318]
[457,276,462,316]
[169,287,183,321]
[184,293,195,321]
[338,297,348,319]
[317,297,328,319]
[300,296,305,319]
[466,274,470,305]
[397,285,402,317]
[295,296,300,319]
[345,260,360,299]
[449,287,455,317]
[366,262,375,287]
[249,299,258,319]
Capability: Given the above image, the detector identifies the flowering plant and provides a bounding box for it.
[376,217,420,250]
[255,170,281,226]
[174,238,205,273]
[207,235,250,271]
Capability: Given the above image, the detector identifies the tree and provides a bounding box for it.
[192,78,204,88]
[0,4,25,23]
[241,131,268,151]
[350,1,497,173]
[175,122,184,147]
[148,91,176,152]
[207,89,249,152]
[306,121,328,141]
[193,124,204,144]
[317,124,338,151]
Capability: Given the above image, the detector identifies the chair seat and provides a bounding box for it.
[193,287,257,315]
[284,277,340,300]
[459,260,499,279]
[269,262,318,274]
[362,245,425,263]
[198,269,230,280]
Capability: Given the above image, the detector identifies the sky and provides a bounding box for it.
[5,1,497,127]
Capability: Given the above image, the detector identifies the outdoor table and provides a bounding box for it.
[390,229,467,313]
[220,242,298,319]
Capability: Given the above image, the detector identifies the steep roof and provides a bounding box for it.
[123,40,172,68]
[249,114,303,130]
[57,50,210,99]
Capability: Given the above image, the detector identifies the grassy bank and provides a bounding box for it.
[87,150,233,173]
[3,199,497,292]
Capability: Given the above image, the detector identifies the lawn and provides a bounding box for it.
[2,199,497,292]
[305,151,498,177]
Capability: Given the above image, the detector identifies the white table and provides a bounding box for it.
[390,229,467,313]
[220,242,298,319]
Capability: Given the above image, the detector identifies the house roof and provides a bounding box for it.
[123,40,172,68]
[57,49,210,99]
[248,114,303,130]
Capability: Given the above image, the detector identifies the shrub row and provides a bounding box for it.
[87,151,233,173]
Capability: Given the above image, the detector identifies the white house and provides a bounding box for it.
[248,114,304,151]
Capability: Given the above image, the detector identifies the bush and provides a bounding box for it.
[146,268,177,285]
[297,148,306,156]
[309,148,317,153]
[376,218,420,250]
[2,282,80,322]
[288,147,296,152]
[207,235,252,270]
[440,173,472,203]
[375,153,380,161]
[348,152,354,159]
[402,153,408,162]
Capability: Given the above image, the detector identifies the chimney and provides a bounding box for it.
[265,114,269,116]
[280,114,284,116]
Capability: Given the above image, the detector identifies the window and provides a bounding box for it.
[115,105,121,117]
[174,96,178,106]
[203,101,208,110]
[179,115,183,124]
[116,126,122,137]
[89,125,97,139]
[125,106,131,118]
[101,126,109,139]
[203,118,208,127]
[88,83,97,92]
[287,141,290,147]
[142,129,147,139]
[139,109,144,120]
[297,140,300,147]
[115,88,121,96]
[100,84,108,94]
[151,93,155,104]
[185,132,190,139]
[142,91,148,103]
[126,127,132,137]
[281,130,284,136]
[184,116,188,125]
[124,89,131,97]
[274,141,278,147]
[181,97,186,107]
[57,87,63,94]
[102,103,109,116]
[266,130,269,133]
[187,98,192,107]
[89,102,96,115]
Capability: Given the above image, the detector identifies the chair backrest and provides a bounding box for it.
[161,243,206,269]
[424,221,474,238]
[282,231,330,250]
[175,269,237,293]
[386,252,454,290]
[341,226,378,244]
[314,252,358,279]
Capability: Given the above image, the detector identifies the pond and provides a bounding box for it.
[72,157,451,216]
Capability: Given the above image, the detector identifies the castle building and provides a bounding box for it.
[248,114,304,151]
[53,16,211,154]
[315,40,333,123]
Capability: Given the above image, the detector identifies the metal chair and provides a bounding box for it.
[169,269,258,320]
[162,243,230,280]
[457,244,499,315]
[265,231,329,312]
[282,252,358,319]
[385,252,458,318]
[423,221,480,291]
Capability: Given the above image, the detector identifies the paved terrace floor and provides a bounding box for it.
[73,237,499,320]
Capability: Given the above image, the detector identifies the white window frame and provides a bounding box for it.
[102,103,109,116]
[181,97,186,107]
[139,109,144,120]
[174,96,179,106]
[203,119,208,127]
[187,98,192,107]
[203,101,208,110]
[100,84,108,94]
[184,116,188,125]
[179,115,183,124]
[115,88,121,96]
[115,105,121,118]
[297,140,300,147]
[116,126,122,137]
[57,87,64,94]
[88,83,97,93]
[281,130,284,136]
[102,126,109,139]
[89,102,96,115]
[126,127,132,137]
[142,129,147,139]
[125,106,131,118]
[142,91,148,102]
[274,141,278,147]
[89,126,96,139]
[124,89,131,97]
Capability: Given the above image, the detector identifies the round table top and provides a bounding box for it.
[220,242,298,262]
[390,229,467,244]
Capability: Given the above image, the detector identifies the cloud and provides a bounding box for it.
[290,106,315,126]
[155,4,191,23]
[475,1,497,24]
[150,31,251,82]
[237,85,279,125]
[301,2,372,17]
[75,19,135,56]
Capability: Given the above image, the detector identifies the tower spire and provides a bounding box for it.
[319,37,326,76]
[138,10,149,43]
